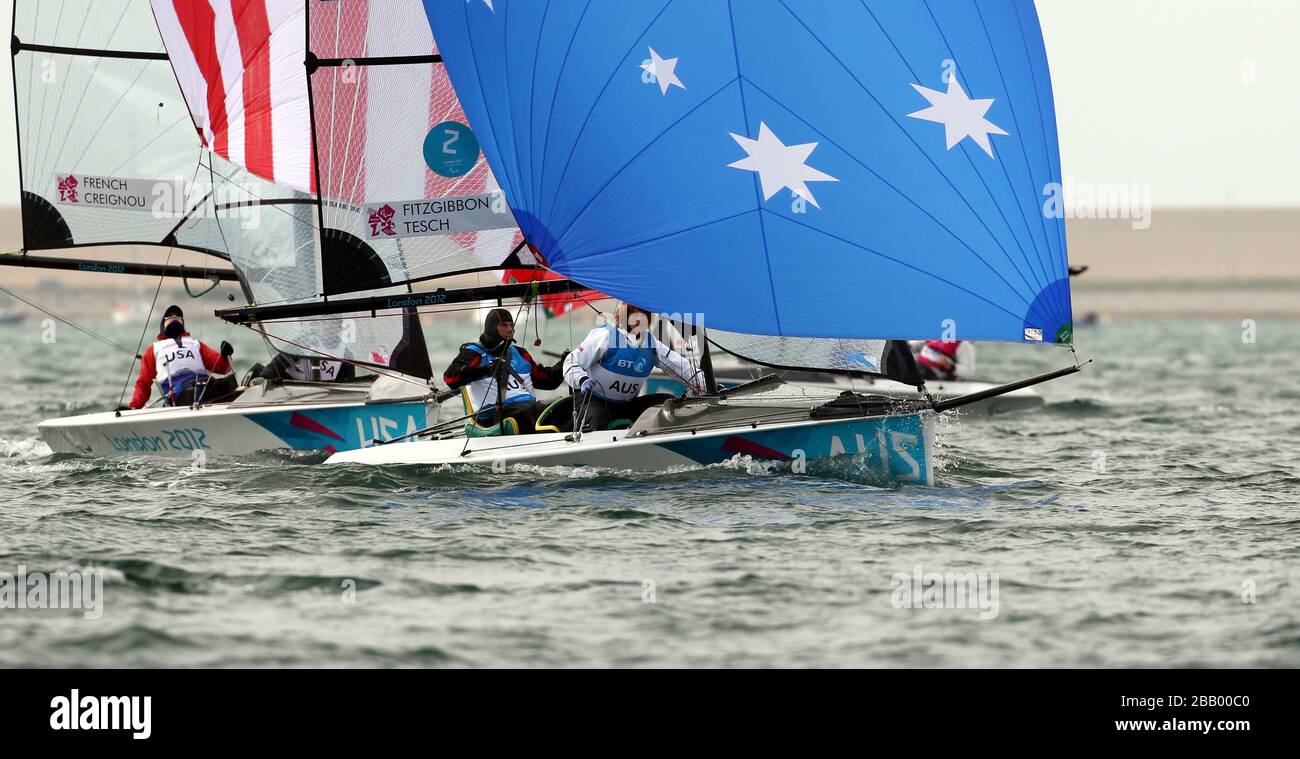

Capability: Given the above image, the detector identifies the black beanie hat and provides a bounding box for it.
[160,304,184,334]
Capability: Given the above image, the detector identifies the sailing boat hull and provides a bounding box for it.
[39,400,429,458]
[325,411,935,487]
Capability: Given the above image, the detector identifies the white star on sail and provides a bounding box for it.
[641,47,685,95]
[907,74,1009,157]
[728,122,839,208]
[468,0,495,12]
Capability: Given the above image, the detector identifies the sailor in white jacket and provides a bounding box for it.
[563,303,703,430]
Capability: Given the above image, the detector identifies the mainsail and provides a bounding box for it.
[152,0,527,296]
[10,0,250,261]
[420,0,1073,347]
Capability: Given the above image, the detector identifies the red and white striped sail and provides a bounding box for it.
[308,0,503,242]
[153,0,526,286]
[151,0,314,193]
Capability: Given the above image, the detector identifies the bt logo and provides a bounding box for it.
[615,357,650,375]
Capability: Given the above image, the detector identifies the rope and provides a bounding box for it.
[113,146,201,408]
[571,386,595,441]
[183,272,221,298]
[114,246,174,408]
[566,298,575,347]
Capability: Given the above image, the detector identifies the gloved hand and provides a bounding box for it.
[579,376,594,394]
[220,340,235,358]
[114,404,130,412]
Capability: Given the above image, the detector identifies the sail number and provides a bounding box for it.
[828,430,920,481]
[424,121,479,178]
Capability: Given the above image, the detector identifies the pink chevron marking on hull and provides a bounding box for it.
[721,437,792,461]
[289,412,345,441]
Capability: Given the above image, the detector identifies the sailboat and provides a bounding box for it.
[6,0,550,457]
[320,0,1082,483]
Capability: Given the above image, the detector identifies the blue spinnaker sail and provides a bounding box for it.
[423,0,1072,344]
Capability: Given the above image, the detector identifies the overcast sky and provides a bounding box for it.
[1,0,1296,207]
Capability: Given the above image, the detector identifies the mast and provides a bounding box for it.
[301,1,327,301]
[9,4,25,249]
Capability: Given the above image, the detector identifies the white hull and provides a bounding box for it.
[39,381,432,458]
[328,406,937,486]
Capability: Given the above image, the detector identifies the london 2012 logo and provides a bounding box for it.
[57,175,79,203]
[367,204,396,237]
[424,121,479,178]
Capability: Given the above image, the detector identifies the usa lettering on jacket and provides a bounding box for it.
[152,336,208,394]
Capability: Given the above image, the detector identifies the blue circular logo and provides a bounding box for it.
[423,121,480,178]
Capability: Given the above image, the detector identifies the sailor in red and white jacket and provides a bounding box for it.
[915,340,977,382]
[128,305,233,409]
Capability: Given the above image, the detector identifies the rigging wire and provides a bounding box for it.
[114,245,175,408]
[0,285,142,358]
[110,150,215,409]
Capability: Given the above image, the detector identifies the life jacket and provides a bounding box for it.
[588,325,656,402]
[917,340,960,378]
[463,342,535,414]
[153,335,208,404]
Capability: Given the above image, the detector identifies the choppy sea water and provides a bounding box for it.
[1,308,1298,667]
